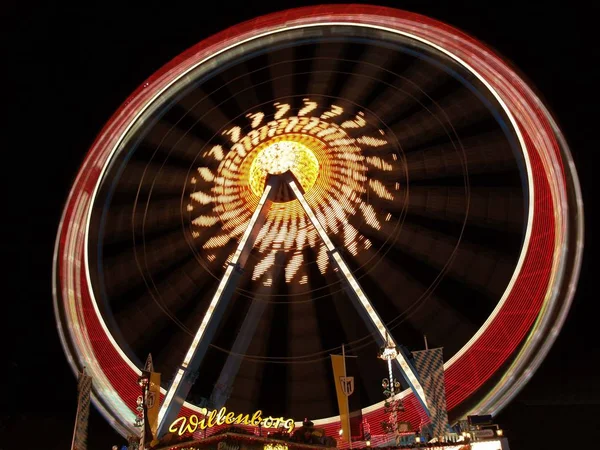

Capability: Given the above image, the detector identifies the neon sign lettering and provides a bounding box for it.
[168,407,295,436]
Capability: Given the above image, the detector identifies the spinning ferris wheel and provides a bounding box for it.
[53,4,583,441]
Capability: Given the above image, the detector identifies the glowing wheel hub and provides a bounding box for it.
[249,138,320,197]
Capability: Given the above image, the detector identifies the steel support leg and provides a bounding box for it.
[286,177,430,416]
[157,182,276,436]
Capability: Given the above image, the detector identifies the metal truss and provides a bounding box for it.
[157,172,430,436]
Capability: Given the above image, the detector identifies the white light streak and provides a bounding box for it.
[298,99,318,116]
[289,181,335,252]
[291,180,429,412]
[231,185,272,263]
[158,368,185,426]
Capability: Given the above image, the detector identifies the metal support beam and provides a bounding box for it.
[157,183,276,436]
[287,178,431,416]
[157,171,430,436]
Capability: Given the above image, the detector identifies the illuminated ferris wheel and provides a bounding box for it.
[53,5,583,441]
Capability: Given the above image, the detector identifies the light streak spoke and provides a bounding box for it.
[190,101,396,282]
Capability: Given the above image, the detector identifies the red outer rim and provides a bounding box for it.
[54,4,573,439]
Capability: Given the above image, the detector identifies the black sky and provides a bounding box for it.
[1,1,594,450]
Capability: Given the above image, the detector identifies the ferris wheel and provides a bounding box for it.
[53,5,583,440]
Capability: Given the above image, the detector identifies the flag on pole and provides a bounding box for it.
[411,348,449,438]
[140,354,161,448]
[143,354,161,438]
[71,368,92,450]
[345,356,362,438]
[146,371,161,437]
[331,345,360,445]
[331,353,351,444]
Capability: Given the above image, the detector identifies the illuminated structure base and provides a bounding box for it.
[155,431,333,450]
[153,430,510,450]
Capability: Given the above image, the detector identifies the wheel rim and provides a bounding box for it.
[53,5,583,438]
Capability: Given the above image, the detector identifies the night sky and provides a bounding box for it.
[1,2,594,450]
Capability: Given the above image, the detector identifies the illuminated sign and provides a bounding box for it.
[168,407,295,436]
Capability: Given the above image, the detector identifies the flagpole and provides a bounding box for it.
[70,371,82,450]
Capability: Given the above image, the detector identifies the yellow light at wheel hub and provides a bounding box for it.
[248,138,320,197]
[191,100,397,283]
